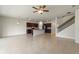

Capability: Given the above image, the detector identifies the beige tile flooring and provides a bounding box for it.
[0,33,79,54]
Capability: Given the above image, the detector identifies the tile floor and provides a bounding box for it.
[0,33,79,54]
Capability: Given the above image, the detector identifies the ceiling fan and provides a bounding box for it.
[32,5,49,14]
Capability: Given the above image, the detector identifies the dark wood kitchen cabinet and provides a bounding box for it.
[26,22,38,34]
[43,23,51,33]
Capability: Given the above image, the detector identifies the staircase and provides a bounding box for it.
[57,16,75,32]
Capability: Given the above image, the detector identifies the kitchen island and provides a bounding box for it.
[33,29,44,36]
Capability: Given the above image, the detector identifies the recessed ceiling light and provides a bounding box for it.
[17,22,20,24]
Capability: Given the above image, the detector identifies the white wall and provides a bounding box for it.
[0,19,2,37]
[0,16,26,37]
[51,21,56,34]
[56,24,75,39]
[75,9,79,43]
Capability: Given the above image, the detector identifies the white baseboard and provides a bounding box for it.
[0,33,26,38]
[75,40,79,43]
[56,35,74,39]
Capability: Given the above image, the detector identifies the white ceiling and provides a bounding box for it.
[0,5,79,21]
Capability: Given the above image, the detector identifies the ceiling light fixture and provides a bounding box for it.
[32,5,49,14]
[38,10,43,14]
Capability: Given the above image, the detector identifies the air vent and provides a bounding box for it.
[72,5,75,7]
[67,12,72,14]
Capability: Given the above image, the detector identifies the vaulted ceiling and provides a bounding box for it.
[0,5,79,22]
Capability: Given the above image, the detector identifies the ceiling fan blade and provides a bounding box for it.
[43,10,49,12]
[42,5,46,8]
[32,7,38,10]
[33,11,38,13]
[39,5,42,9]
